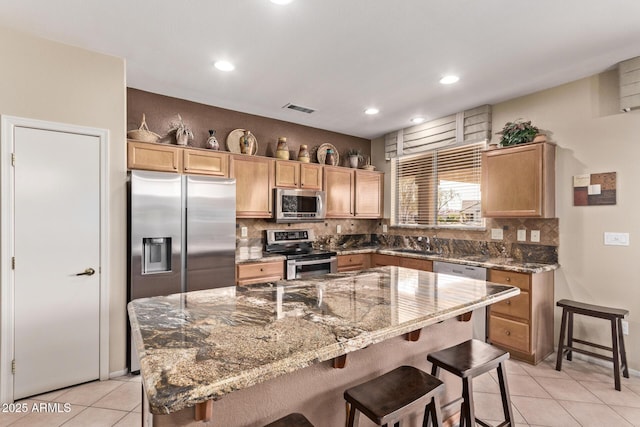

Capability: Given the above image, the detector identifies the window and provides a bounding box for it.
[391,142,484,228]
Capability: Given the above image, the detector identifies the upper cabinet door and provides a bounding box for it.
[354,170,383,218]
[324,166,354,218]
[127,141,182,173]
[183,149,229,177]
[232,155,275,218]
[300,163,323,190]
[274,160,300,188]
[481,142,555,218]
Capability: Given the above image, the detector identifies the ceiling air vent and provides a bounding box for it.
[283,103,315,114]
[619,56,640,112]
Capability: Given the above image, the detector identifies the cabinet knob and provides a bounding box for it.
[260,268,264,272]
[506,277,511,282]
[505,330,511,336]
[506,300,511,305]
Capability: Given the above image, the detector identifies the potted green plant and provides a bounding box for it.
[346,148,364,168]
[496,119,540,147]
[169,114,194,146]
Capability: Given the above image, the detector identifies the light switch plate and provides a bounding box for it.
[622,320,629,335]
[337,225,342,234]
[517,229,527,242]
[604,232,629,246]
[491,228,503,240]
[531,230,540,242]
[382,224,388,233]
[240,226,248,237]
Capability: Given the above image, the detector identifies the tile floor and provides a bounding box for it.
[2,353,639,426]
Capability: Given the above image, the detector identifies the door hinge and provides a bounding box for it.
[11,359,15,374]
[11,257,15,270]
[11,153,15,166]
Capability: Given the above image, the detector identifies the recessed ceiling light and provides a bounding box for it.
[439,75,459,85]
[270,0,294,4]
[411,117,425,124]
[214,60,235,72]
[364,108,380,115]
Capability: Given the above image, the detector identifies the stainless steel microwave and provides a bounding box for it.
[274,188,326,222]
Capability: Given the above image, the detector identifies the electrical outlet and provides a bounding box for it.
[337,225,342,234]
[531,230,540,242]
[491,228,503,240]
[622,320,629,335]
[240,226,248,237]
[382,224,388,233]
[517,229,526,242]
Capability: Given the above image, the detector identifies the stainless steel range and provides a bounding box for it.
[265,229,337,280]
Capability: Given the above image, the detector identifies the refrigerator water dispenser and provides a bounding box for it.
[142,237,171,273]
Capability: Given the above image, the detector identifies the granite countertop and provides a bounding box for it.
[128,266,519,415]
[236,246,558,274]
[337,247,559,274]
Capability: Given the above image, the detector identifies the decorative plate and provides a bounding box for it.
[226,129,258,155]
[316,143,339,166]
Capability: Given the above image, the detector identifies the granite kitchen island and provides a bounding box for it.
[128,266,519,427]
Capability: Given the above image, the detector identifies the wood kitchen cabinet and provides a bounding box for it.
[399,257,432,272]
[487,268,554,364]
[371,254,432,271]
[236,260,284,286]
[324,166,354,218]
[183,148,229,177]
[371,254,401,267]
[127,140,230,177]
[127,140,182,173]
[337,254,370,272]
[482,141,555,218]
[231,155,275,218]
[324,167,383,218]
[354,170,383,218]
[274,160,323,190]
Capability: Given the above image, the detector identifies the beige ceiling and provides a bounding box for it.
[1,0,639,139]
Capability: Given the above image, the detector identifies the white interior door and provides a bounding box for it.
[13,127,101,399]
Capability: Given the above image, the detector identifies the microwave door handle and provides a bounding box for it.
[317,194,323,214]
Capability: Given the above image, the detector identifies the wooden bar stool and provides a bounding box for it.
[263,413,314,427]
[555,299,629,391]
[428,339,514,427]
[344,365,444,427]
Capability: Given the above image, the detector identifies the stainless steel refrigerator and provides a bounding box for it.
[127,170,236,372]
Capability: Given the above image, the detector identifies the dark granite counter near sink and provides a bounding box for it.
[334,247,559,274]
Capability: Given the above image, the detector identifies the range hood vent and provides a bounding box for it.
[619,56,640,112]
[283,103,315,114]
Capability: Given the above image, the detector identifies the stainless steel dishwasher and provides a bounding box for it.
[433,261,487,342]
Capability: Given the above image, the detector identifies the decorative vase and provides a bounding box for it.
[206,129,219,150]
[275,137,289,160]
[297,144,310,162]
[240,131,254,154]
[176,132,189,146]
[325,149,336,166]
[349,155,359,168]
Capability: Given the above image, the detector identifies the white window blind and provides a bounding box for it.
[392,142,484,228]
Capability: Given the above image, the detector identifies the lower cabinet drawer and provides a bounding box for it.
[236,261,284,285]
[489,315,530,353]
[490,291,530,321]
[371,254,400,267]
[399,257,433,272]
[337,254,369,271]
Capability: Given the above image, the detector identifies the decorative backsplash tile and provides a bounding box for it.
[236,217,559,264]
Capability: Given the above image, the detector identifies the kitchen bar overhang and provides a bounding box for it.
[127,266,520,423]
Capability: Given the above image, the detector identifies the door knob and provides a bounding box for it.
[76,268,95,276]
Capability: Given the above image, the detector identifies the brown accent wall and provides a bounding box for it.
[127,88,371,166]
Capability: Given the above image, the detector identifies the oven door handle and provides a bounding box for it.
[289,256,337,266]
